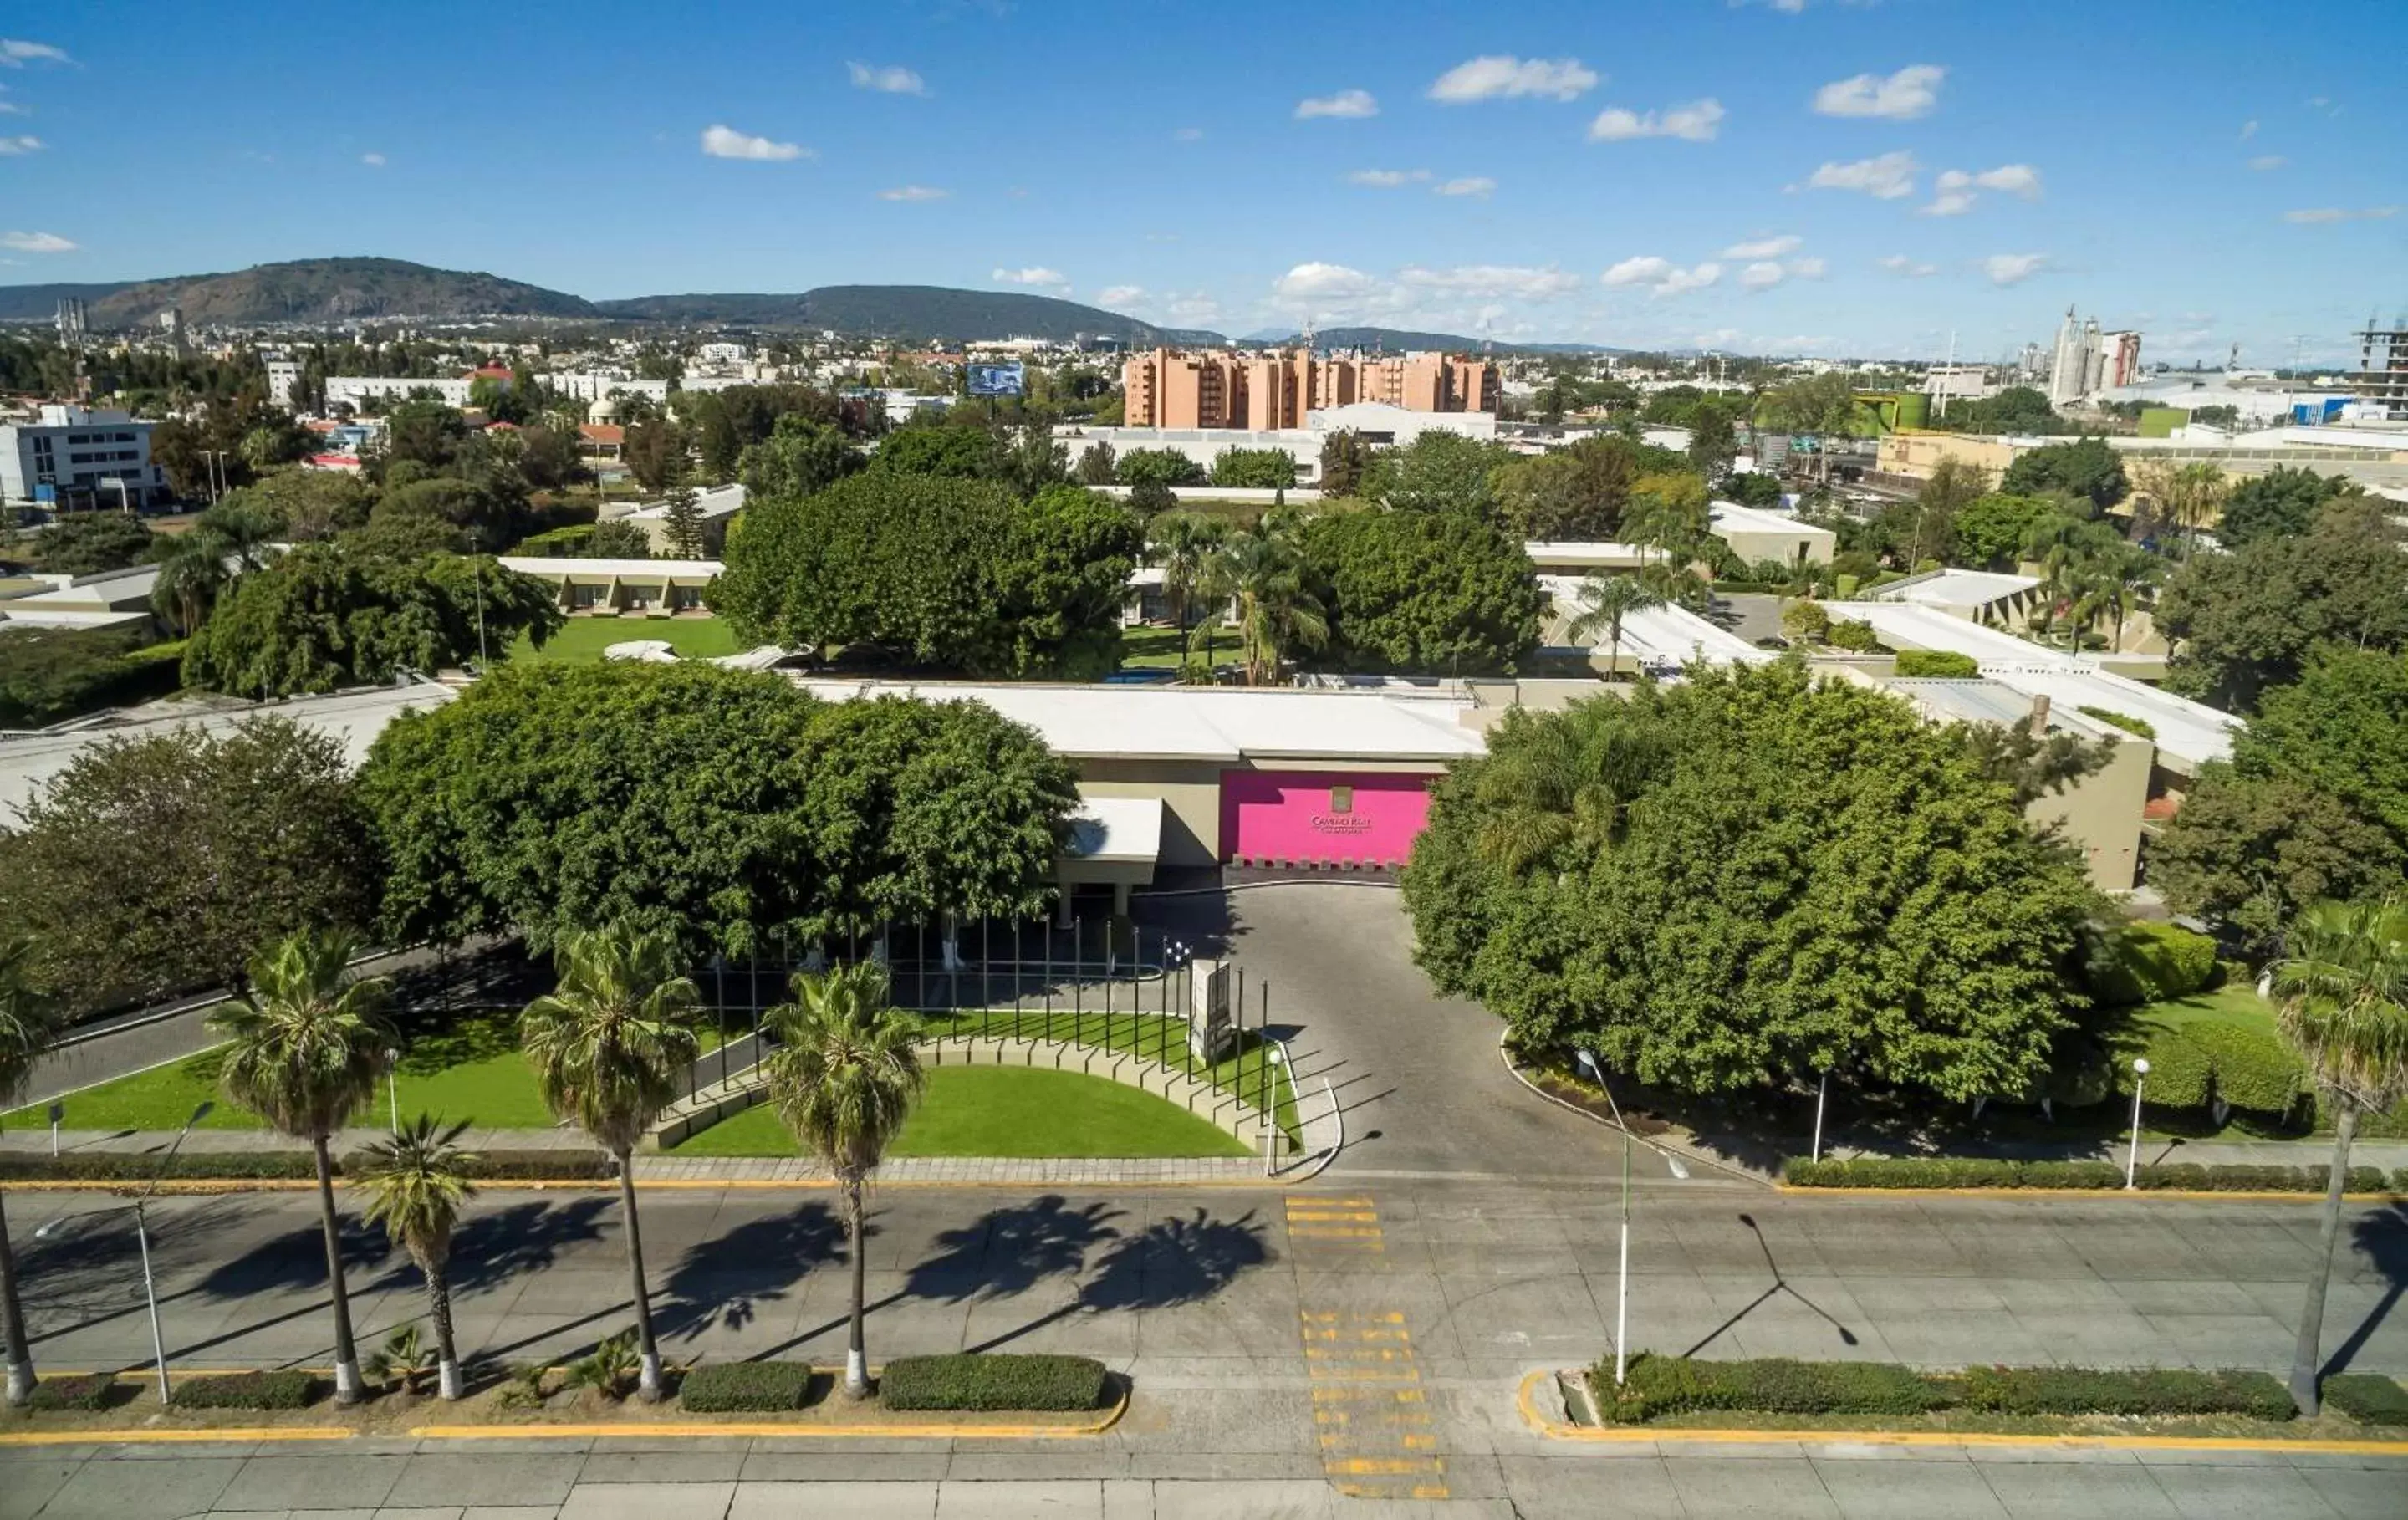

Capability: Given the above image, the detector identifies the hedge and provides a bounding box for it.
[1894,650,1979,679]
[1782,1156,2397,1193]
[2181,1021,2305,1115]
[24,1373,115,1411]
[2321,1374,2408,1427]
[1594,1355,2294,1425]
[171,1370,323,1410]
[879,1354,1109,1412]
[0,1149,614,1183]
[2093,921,2219,1007]
[679,1360,817,1413]
[2110,1021,2213,1109]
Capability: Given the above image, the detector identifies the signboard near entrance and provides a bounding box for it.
[1219,769,1436,867]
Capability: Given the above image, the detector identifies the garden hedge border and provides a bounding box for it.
[1782,1156,2404,1193]
[678,1360,819,1413]
[879,1354,1110,1412]
[169,1370,324,1410]
[0,1149,615,1183]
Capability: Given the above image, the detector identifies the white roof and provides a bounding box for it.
[793,678,1483,763]
[0,681,457,819]
[1823,600,2241,771]
[1708,500,1833,539]
[1870,569,2042,612]
[1065,796,1163,863]
[0,607,149,630]
[497,557,724,579]
[1540,574,1770,667]
[1523,541,1663,567]
[621,483,748,522]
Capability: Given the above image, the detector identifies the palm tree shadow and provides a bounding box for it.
[657,1202,848,1341]
[2321,1201,2407,1377]
[198,1215,393,1298]
[365,1197,613,1298]
[972,1206,1270,1353]
[903,1195,1125,1306]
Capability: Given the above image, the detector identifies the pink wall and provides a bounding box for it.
[1220,769,1436,866]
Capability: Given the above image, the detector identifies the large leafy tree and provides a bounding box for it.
[737,416,861,502]
[350,1115,479,1399]
[1401,664,2097,1101]
[0,717,377,1010]
[0,937,58,1406]
[2267,899,2408,1415]
[30,513,158,575]
[1299,509,1542,675]
[763,964,923,1400]
[211,929,399,1405]
[1487,435,1686,543]
[872,425,1004,480]
[1210,447,1298,489]
[1950,492,2059,571]
[520,923,701,1402]
[2000,437,2128,513]
[2217,466,2359,550]
[1361,432,1515,514]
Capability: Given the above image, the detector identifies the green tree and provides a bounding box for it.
[1211,528,1328,685]
[210,929,399,1405]
[1622,471,1713,559]
[1686,400,1738,480]
[1000,423,1069,499]
[1950,492,2055,570]
[2217,465,2357,550]
[382,400,469,476]
[1904,457,1988,567]
[2000,436,2126,513]
[2267,899,2408,1415]
[1361,432,1513,514]
[1146,511,1231,655]
[659,485,706,559]
[2150,772,2402,957]
[1401,663,2096,1100]
[520,922,701,1401]
[873,425,1004,479]
[2133,460,2228,553]
[622,417,688,493]
[349,1115,479,1400]
[1487,435,1676,542]
[150,502,277,635]
[216,470,376,542]
[737,416,861,502]
[1074,441,1117,486]
[0,717,377,1010]
[1299,510,1543,675]
[1566,572,1665,676]
[1317,430,1370,497]
[1116,447,1205,487]
[1210,447,1299,489]
[31,513,157,575]
[1754,373,1862,481]
[0,937,58,1406]
[763,963,923,1400]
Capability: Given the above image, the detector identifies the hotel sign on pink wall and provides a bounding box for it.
[1220,769,1436,866]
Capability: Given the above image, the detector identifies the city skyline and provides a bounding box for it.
[0,1,2400,364]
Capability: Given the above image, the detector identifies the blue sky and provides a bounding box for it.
[1,0,2402,362]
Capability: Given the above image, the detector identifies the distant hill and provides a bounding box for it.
[64,258,598,326]
[0,281,141,323]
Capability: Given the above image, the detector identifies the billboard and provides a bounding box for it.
[966,362,1026,397]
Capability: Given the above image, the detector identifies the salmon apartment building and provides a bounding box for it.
[1120,347,1500,430]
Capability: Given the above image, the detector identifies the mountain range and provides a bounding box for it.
[0,257,1564,352]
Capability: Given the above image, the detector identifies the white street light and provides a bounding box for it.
[385,1048,403,1135]
[1577,1048,1689,1387]
[2125,1057,2150,1190]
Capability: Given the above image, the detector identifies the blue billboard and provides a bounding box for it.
[967,362,1026,397]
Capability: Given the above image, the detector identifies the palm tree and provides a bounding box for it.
[351,1114,480,1400]
[1210,530,1328,686]
[2267,898,2408,1416]
[763,963,924,1400]
[519,923,700,1402]
[1566,573,1665,678]
[1146,512,1230,659]
[210,929,397,1405]
[0,937,59,1407]
[150,505,278,635]
[1473,708,1668,874]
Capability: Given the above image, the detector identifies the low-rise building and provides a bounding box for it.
[1708,501,1836,568]
[496,555,719,615]
[0,406,167,511]
[610,483,747,557]
[1866,567,2046,627]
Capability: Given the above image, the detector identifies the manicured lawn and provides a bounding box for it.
[1117,620,1230,671]
[508,615,741,666]
[919,1008,1298,1141]
[670,1065,1253,1159]
[2135,982,2276,1034]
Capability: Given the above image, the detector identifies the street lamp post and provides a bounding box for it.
[385,1048,402,1135]
[1576,1049,1691,1387]
[2125,1057,2150,1190]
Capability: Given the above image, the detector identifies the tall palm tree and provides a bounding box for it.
[763,963,924,1400]
[2268,897,2408,1415]
[519,922,699,1401]
[1210,530,1328,686]
[1473,708,1668,874]
[149,506,277,635]
[350,1115,480,1400]
[211,929,396,1405]
[1566,573,1665,678]
[1146,512,1230,659]
[0,937,59,1407]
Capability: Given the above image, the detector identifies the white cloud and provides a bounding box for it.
[879,185,949,201]
[0,133,40,155]
[1921,163,2046,216]
[2284,206,2399,223]
[1433,176,1496,198]
[1295,89,1378,120]
[1877,254,1937,277]
[1806,150,1918,199]
[1740,261,1787,292]
[0,91,25,116]
[1,231,76,252]
[1982,252,2048,286]
[1601,256,1721,296]
[0,39,69,67]
[701,124,810,161]
[2239,119,2258,140]
[1172,126,1205,142]
[1723,234,1801,258]
[1160,291,1222,326]
[1274,262,1380,302]
[1427,55,1598,104]
[2247,154,2287,171]
[847,61,928,95]
[1788,256,1826,279]
[1813,64,1945,120]
[1347,168,1430,187]
[360,151,386,167]
[992,266,1068,289]
[1096,285,1145,309]
[1587,98,1724,142]
[1398,264,1583,300]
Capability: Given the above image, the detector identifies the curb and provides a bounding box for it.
[3,1175,1286,1195]
[1774,1185,2408,1203]
[1512,1369,2408,1456]
[1497,1038,1772,1188]
[0,1426,356,1446]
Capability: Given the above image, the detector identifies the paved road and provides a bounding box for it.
[8,1181,2403,1519]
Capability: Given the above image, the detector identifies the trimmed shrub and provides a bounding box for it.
[2321,1374,2408,1427]
[2092,921,2220,1007]
[1601,1355,1941,1422]
[2183,1021,2306,1115]
[171,1370,323,1410]
[679,1360,817,1413]
[2111,1022,2212,1110]
[879,1354,1109,1412]
[24,1373,115,1411]
[1960,1365,2292,1421]
[2077,706,2157,741]
[1827,618,1879,652]
[1894,650,1979,679]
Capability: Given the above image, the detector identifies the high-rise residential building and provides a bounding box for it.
[2352,314,2408,421]
[1121,347,1495,429]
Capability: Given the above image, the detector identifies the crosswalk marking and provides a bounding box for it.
[1288,1193,1447,1502]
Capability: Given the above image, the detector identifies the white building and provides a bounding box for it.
[0,406,167,510]
[537,373,671,405]
[263,355,305,411]
[611,483,747,556]
[325,375,473,411]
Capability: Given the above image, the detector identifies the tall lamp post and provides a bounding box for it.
[384,1048,402,1135]
[1575,1049,1691,1387]
[33,1100,213,1405]
[2124,1057,2150,1190]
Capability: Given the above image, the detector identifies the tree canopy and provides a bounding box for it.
[737,416,862,502]
[1360,432,1515,514]
[2216,466,2360,550]
[1299,508,1543,675]
[28,513,159,575]
[1400,663,2098,1101]
[356,663,1076,956]
[1949,492,2057,571]
[2000,437,2127,512]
